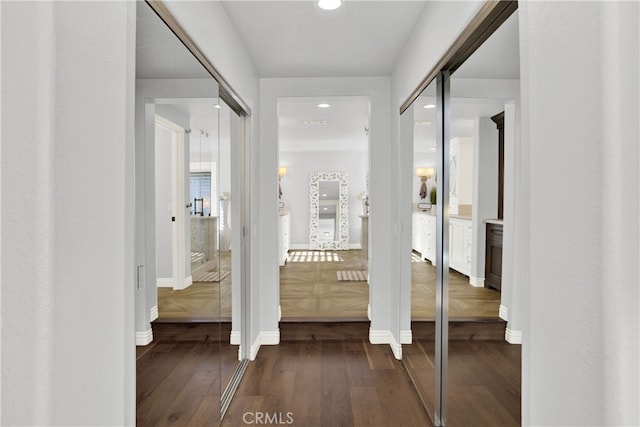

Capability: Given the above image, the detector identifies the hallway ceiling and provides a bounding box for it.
[220,1,429,77]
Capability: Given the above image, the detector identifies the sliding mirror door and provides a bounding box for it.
[135,1,251,424]
[445,11,521,426]
[401,79,440,421]
[400,3,521,426]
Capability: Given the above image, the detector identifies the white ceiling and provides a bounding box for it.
[278,96,369,151]
[136,1,520,154]
[220,0,429,77]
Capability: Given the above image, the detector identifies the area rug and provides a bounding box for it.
[336,270,368,281]
[193,271,230,282]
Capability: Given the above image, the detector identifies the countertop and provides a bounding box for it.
[413,210,472,221]
[484,218,504,225]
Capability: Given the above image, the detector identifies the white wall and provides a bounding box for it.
[1,2,136,425]
[470,119,498,284]
[155,125,174,279]
[279,150,367,247]
[520,2,639,425]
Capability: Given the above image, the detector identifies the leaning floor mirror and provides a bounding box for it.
[309,172,349,250]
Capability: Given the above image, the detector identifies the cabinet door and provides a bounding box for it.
[424,215,436,262]
[485,223,503,291]
[449,219,466,272]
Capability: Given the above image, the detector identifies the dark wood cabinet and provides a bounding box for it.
[485,223,503,291]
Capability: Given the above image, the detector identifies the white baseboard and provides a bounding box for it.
[150,305,159,322]
[250,330,280,361]
[136,329,153,346]
[367,304,371,321]
[400,330,412,344]
[289,244,309,250]
[156,278,173,287]
[289,244,362,250]
[173,275,192,291]
[369,329,402,360]
[470,276,484,287]
[499,305,509,321]
[230,330,241,345]
[505,327,522,344]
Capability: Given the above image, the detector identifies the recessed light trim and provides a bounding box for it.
[304,120,327,125]
[415,121,432,126]
[424,104,436,109]
[317,103,331,108]
[214,104,222,109]
[317,0,342,11]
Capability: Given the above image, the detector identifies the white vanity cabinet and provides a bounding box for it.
[412,212,472,277]
[449,217,472,277]
[412,212,436,263]
[278,211,290,266]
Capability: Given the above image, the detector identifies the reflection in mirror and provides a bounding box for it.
[446,10,521,426]
[134,2,222,425]
[401,80,439,423]
[401,8,522,427]
[309,172,349,250]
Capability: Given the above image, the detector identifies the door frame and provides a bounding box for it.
[155,114,189,291]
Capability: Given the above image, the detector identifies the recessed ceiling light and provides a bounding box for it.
[429,148,436,152]
[415,121,432,126]
[214,104,222,109]
[304,120,327,125]
[322,193,328,197]
[317,103,331,108]
[323,207,328,210]
[424,104,436,109]
[317,0,341,11]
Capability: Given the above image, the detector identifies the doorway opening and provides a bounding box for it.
[277,96,371,321]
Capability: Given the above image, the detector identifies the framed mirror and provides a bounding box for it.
[309,172,349,250]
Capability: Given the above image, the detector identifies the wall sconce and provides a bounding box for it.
[416,167,435,200]
[278,166,287,200]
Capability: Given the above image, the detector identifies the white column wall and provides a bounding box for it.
[519,2,639,425]
[1,2,136,425]
[470,118,498,284]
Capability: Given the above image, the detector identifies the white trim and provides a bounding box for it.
[499,304,509,321]
[249,330,280,361]
[289,244,309,250]
[290,243,362,251]
[278,305,282,321]
[369,329,390,344]
[136,329,153,346]
[173,275,192,291]
[156,278,173,287]
[230,330,241,345]
[367,304,371,321]
[260,330,280,345]
[369,330,402,359]
[400,330,412,344]
[505,327,522,344]
[469,276,484,287]
[150,306,159,322]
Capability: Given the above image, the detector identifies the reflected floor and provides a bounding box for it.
[156,249,501,320]
[157,252,232,320]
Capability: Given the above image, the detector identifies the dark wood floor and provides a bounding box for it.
[222,340,432,427]
[403,340,521,426]
[137,323,521,427]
